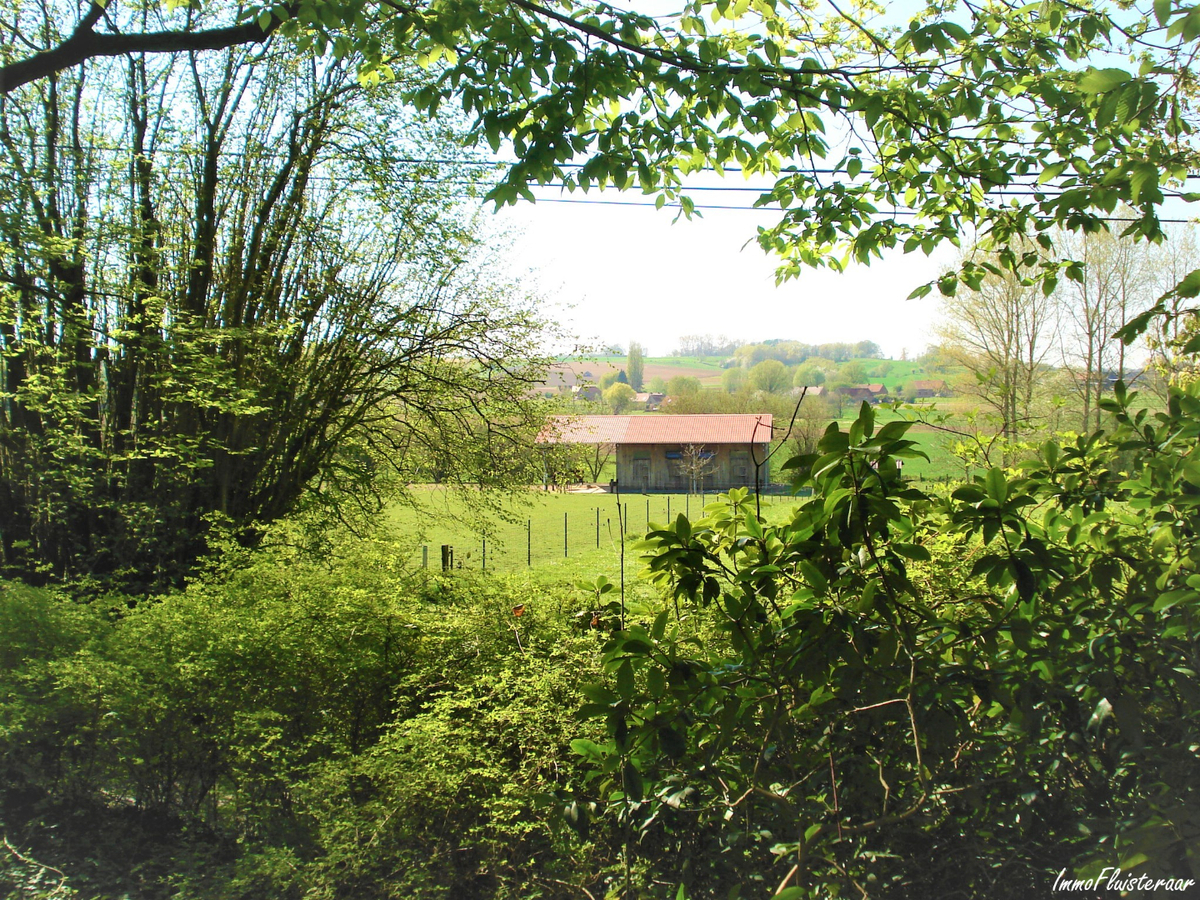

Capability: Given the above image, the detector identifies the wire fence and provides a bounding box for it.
[415,489,812,573]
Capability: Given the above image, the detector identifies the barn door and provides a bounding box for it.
[633,458,650,491]
[731,451,750,486]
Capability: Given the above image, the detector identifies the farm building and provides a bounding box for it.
[634,391,666,410]
[908,379,949,398]
[539,414,773,492]
[840,383,889,403]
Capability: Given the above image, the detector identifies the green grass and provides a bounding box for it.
[387,488,806,577]
[824,403,971,481]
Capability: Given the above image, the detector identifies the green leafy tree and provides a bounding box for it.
[667,376,703,399]
[748,358,792,393]
[603,382,636,413]
[839,360,867,384]
[627,342,645,391]
[2,0,1197,309]
[0,45,550,589]
[720,366,746,393]
[793,364,825,387]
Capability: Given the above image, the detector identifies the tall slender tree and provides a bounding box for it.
[1056,227,1154,431]
[626,341,644,392]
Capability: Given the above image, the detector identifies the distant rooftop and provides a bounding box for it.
[539,414,773,445]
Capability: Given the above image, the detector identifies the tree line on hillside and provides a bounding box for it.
[669,337,883,365]
[584,358,935,412]
[730,339,883,366]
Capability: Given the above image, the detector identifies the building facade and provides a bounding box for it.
[539,414,774,491]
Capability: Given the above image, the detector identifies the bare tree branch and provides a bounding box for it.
[0,4,290,93]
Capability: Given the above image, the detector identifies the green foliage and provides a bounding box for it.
[839,360,867,384]
[604,382,637,414]
[3,0,1200,337]
[628,343,645,393]
[0,532,610,898]
[666,377,703,399]
[0,44,552,592]
[720,367,746,393]
[748,359,792,394]
[792,364,825,388]
[578,392,1200,896]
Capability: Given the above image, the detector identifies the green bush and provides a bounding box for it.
[0,535,610,898]
[579,386,1200,898]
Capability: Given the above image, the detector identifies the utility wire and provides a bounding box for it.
[526,195,1196,223]
[54,144,1200,182]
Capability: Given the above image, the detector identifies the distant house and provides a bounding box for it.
[792,385,826,398]
[1069,369,1144,390]
[634,391,666,410]
[1106,369,1144,388]
[841,383,889,403]
[908,379,948,398]
[539,414,773,491]
[572,384,602,402]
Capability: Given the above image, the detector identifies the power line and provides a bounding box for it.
[55,143,1200,183]
[20,142,1198,217]
[526,195,1196,223]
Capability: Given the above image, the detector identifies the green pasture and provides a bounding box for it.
[824,404,972,481]
[387,488,805,577]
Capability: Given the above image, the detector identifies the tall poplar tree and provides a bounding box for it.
[627,341,645,392]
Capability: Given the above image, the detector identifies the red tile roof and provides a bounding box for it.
[540,416,630,444]
[539,414,773,445]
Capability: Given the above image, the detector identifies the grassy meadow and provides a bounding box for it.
[386,487,808,577]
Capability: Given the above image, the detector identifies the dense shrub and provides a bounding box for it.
[6,383,1200,899]
[578,386,1200,897]
[0,535,610,898]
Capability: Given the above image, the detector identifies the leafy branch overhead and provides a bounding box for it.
[3,0,1197,292]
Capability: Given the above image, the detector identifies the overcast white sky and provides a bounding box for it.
[497,193,956,359]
